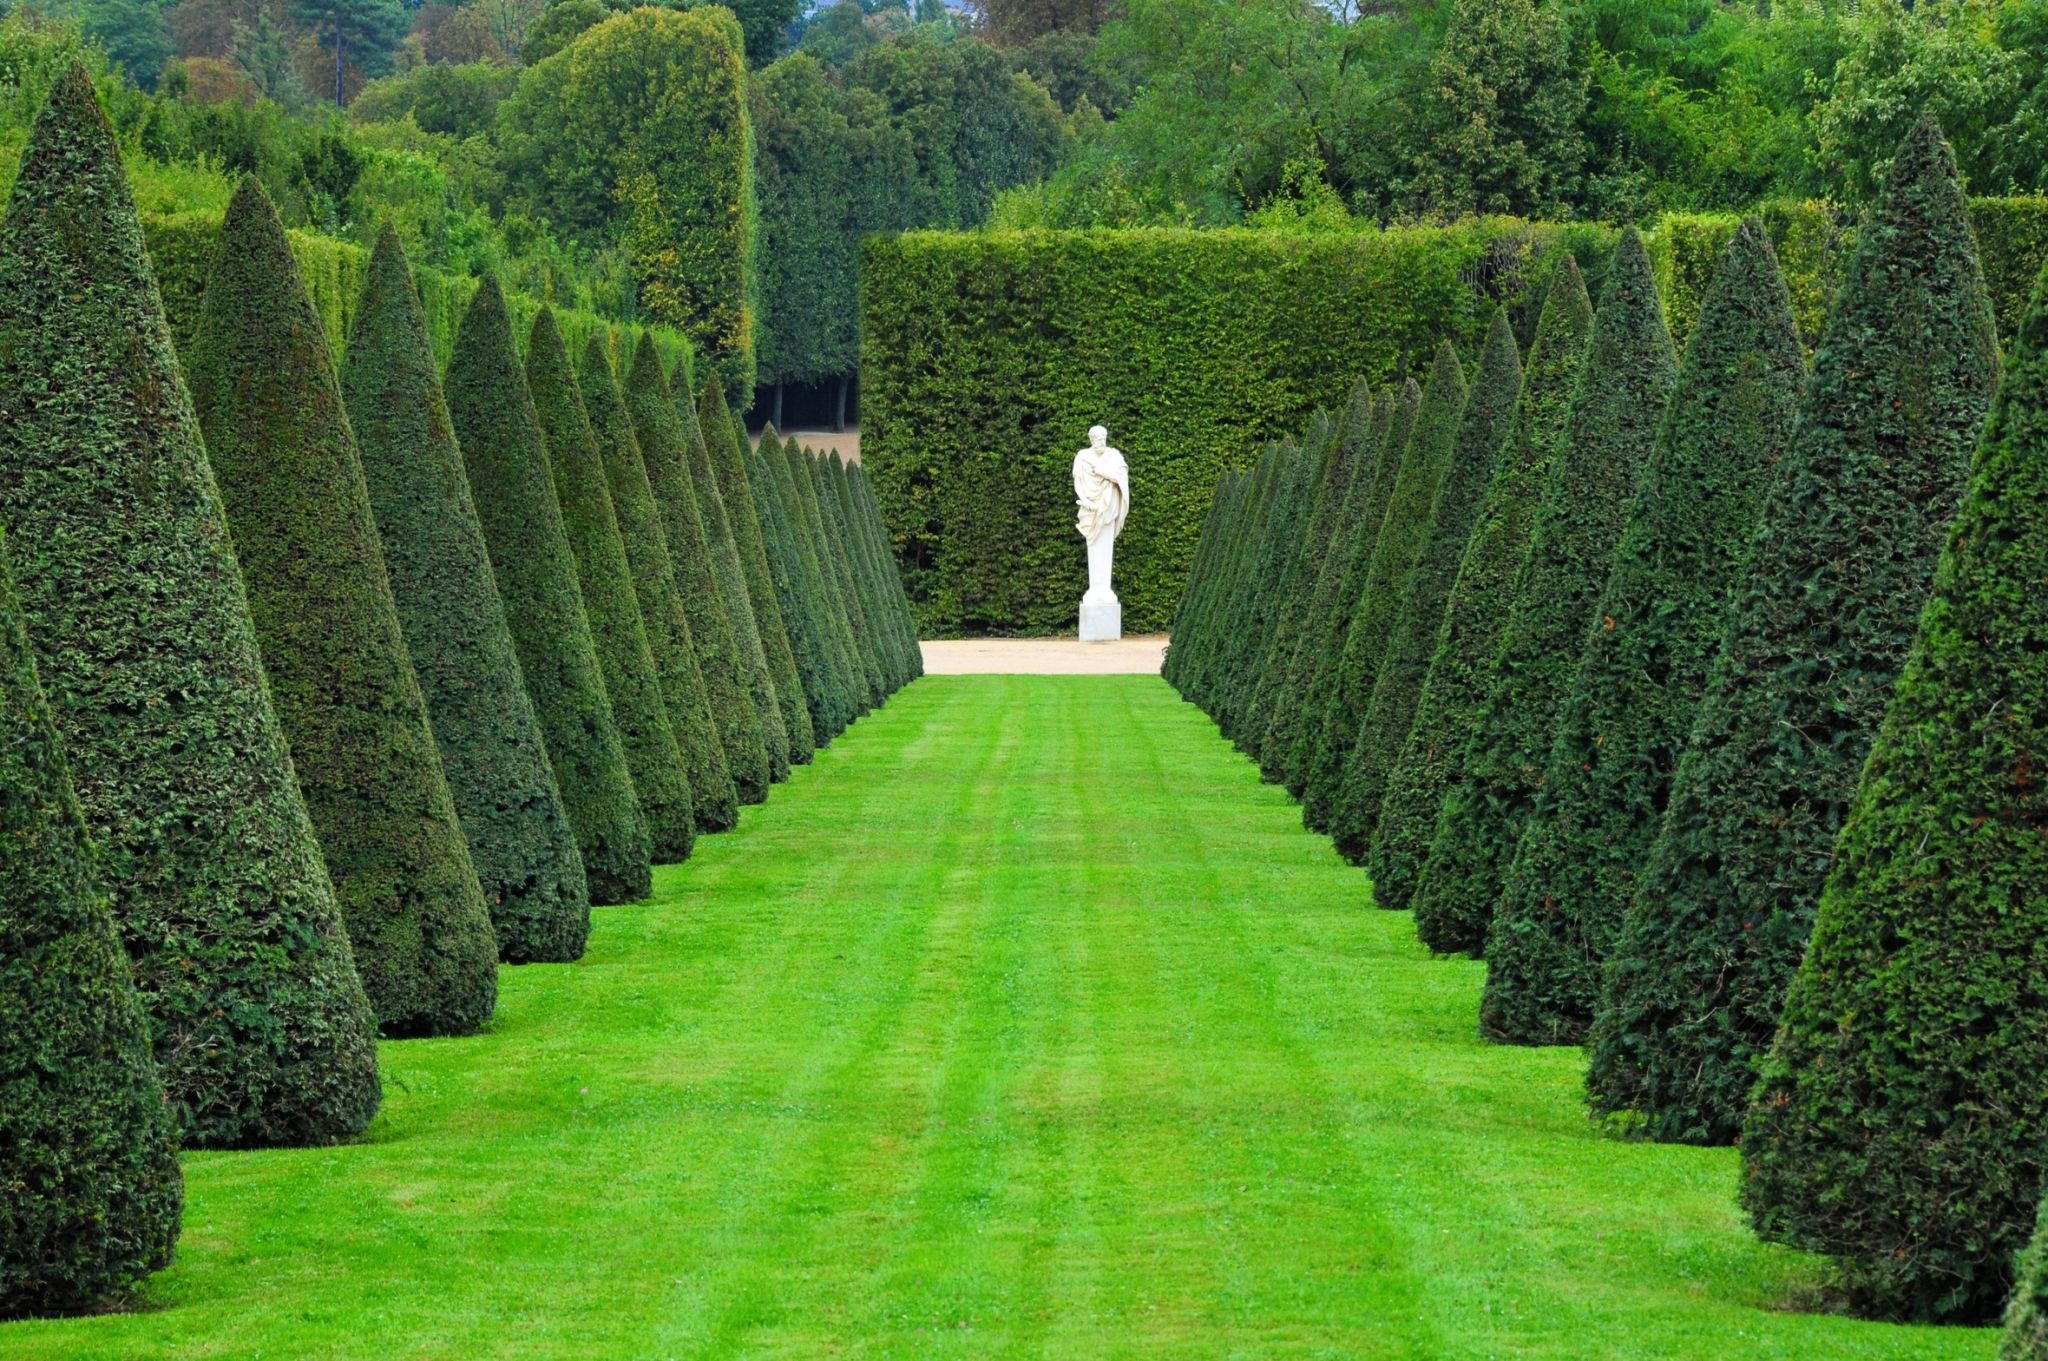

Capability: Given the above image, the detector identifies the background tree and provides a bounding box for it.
[498,6,758,395]
[288,0,408,105]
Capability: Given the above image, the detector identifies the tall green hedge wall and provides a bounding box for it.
[139,211,692,381]
[862,198,2048,636]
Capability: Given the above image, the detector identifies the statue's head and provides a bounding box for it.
[1088,425,1108,449]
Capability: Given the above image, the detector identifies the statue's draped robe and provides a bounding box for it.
[1074,449,1130,544]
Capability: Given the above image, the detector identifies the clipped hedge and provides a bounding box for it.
[138,210,692,380]
[863,199,2048,635]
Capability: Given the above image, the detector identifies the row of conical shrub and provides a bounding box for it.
[0,66,920,1317]
[1171,117,2048,1330]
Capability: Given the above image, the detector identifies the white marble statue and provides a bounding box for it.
[1073,425,1129,641]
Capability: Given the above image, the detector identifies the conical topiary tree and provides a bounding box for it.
[1244,389,1367,771]
[2006,1197,2048,1358]
[347,225,590,964]
[447,277,652,905]
[1194,441,1289,723]
[701,390,815,759]
[1253,384,1373,784]
[1306,345,1469,833]
[756,428,849,741]
[189,177,499,1039]
[676,383,792,781]
[626,338,772,805]
[778,437,869,724]
[528,309,696,864]
[0,66,380,1148]
[1222,431,1321,744]
[1739,199,2031,1329]
[792,440,880,711]
[1297,380,1419,824]
[812,447,888,701]
[0,532,183,1318]
[1483,221,1803,1047]
[850,463,921,686]
[1598,119,2002,1147]
[1332,310,1521,865]
[580,337,740,834]
[1417,229,1677,983]
[1387,257,1594,948]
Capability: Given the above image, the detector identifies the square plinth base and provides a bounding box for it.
[1079,597,1122,642]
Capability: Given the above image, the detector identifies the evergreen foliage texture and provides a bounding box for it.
[782,437,876,716]
[756,429,850,741]
[1296,379,1419,826]
[1387,257,1593,945]
[0,65,380,1148]
[625,338,772,807]
[1483,220,1802,1046]
[1738,205,2036,1328]
[1594,120,2001,1145]
[1252,384,1373,785]
[528,309,696,864]
[1243,399,1362,769]
[2006,1196,2048,1360]
[1417,229,1677,982]
[579,336,741,835]
[1304,345,1468,833]
[811,448,887,702]
[348,226,590,966]
[447,276,652,905]
[699,382,816,760]
[676,383,793,783]
[0,532,183,1318]
[190,178,499,1039]
[852,465,923,687]
[1330,310,1521,864]
[1225,431,1323,746]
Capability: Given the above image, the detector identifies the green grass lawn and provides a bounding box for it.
[3,675,1998,1359]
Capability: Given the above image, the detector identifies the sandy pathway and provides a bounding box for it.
[919,634,1167,675]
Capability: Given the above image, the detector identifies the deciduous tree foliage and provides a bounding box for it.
[1385,257,1592,943]
[627,338,774,805]
[190,177,500,1039]
[499,6,758,394]
[528,309,697,863]
[1740,217,2036,1332]
[1595,120,2000,1146]
[0,533,183,1318]
[447,275,652,905]
[1304,345,1468,833]
[1331,310,1520,864]
[700,381,815,759]
[0,66,380,1147]
[579,336,741,833]
[348,225,591,964]
[678,381,793,779]
[1296,380,1418,827]
[1483,219,1802,1046]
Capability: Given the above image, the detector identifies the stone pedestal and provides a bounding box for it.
[1079,595,1122,642]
